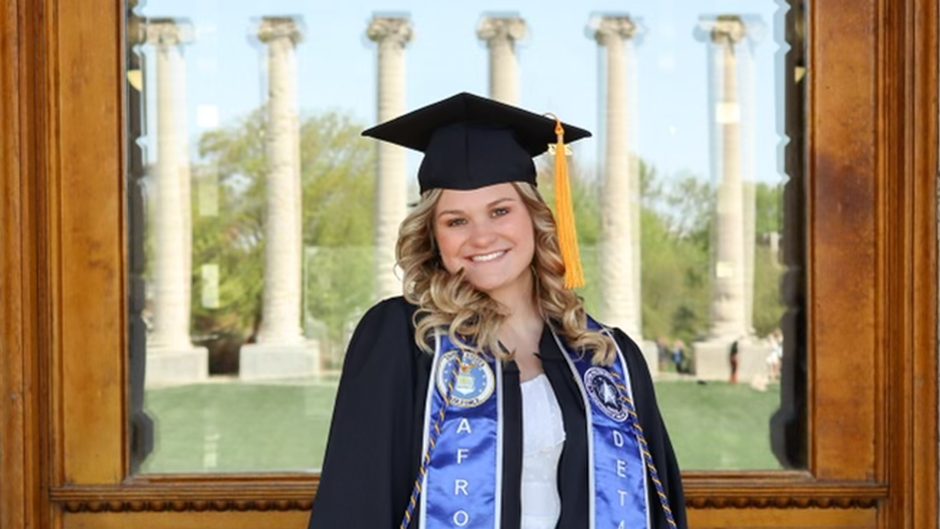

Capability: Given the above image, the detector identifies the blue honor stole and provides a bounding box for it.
[403,321,652,529]
[414,332,503,528]
[550,318,650,529]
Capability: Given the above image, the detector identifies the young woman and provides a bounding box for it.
[308,93,687,529]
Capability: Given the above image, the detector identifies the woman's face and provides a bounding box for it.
[433,183,536,299]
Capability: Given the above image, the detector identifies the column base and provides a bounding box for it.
[239,342,320,381]
[692,337,770,382]
[692,339,733,380]
[146,345,209,387]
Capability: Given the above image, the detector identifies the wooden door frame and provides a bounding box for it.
[0,0,936,527]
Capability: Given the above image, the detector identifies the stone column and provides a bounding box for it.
[710,17,749,339]
[593,18,640,332]
[693,16,754,381]
[144,18,208,386]
[477,15,526,105]
[367,16,413,301]
[591,16,657,374]
[240,16,319,380]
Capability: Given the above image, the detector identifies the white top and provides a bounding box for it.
[520,373,566,529]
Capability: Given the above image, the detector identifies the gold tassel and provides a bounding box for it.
[551,117,585,289]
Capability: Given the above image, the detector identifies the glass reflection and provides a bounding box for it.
[125,0,805,473]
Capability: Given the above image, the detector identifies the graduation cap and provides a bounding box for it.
[362,92,590,289]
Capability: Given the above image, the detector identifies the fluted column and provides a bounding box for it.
[477,15,526,105]
[690,15,755,382]
[367,16,413,300]
[240,16,319,381]
[257,17,305,345]
[706,16,748,340]
[593,16,642,340]
[143,18,208,385]
[147,18,195,351]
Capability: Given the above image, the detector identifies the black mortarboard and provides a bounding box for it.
[361,92,591,194]
[363,92,590,289]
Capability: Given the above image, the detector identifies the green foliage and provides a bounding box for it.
[752,245,785,337]
[755,182,783,236]
[190,108,268,334]
[564,161,784,344]
[187,108,375,349]
[637,171,713,344]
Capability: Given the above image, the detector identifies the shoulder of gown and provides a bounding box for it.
[608,326,689,529]
[308,296,429,529]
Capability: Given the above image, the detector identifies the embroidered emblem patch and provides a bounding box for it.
[583,367,628,422]
[436,350,496,408]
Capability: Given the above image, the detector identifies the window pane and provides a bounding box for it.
[125,0,807,473]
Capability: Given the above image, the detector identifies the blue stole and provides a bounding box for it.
[411,320,649,529]
[553,318,650,529]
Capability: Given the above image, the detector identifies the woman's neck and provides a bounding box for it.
[489,275,544,356]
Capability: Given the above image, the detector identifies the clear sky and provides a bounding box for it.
[136,0,790,185]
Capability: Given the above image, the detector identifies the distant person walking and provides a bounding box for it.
[729,339,740,384]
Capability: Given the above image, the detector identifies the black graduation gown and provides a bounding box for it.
[308,297,688,529]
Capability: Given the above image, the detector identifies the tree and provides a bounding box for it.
[755,181,783,236]
[184,108,376,367]
[638,171,713,344]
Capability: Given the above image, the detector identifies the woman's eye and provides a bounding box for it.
[446,217,466,227]
[492,207,509,217]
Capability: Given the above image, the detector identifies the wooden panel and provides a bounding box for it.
[0,0,27,528]
[882,0,939,527]
[61,508,878,529]
[1,0,47,527]
[808,0,878,482]
[64,512,309,529]
[908,0,939,524]
[688,508,877,528]
[55,0,127,484]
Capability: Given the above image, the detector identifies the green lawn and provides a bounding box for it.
[654,381,783,470]
[141,380,782,473]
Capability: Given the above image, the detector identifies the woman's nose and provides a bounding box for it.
[468,221,497,246]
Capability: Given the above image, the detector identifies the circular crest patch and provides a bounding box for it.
[436,350,495,408]
[583,367,628,422]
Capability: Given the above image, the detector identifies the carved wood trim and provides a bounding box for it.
[48,481,887,513]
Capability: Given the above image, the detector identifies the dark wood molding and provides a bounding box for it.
[48,480,888,513]
[882,0,939,528]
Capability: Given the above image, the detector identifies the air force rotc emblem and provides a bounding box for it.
[435,350,496,408]
[583,366,628,422]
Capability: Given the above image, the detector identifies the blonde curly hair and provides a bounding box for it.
[396,182,617,365]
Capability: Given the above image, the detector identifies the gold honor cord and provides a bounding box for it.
[399,352,463,529]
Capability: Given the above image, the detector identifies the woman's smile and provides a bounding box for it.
[468,249,509,263]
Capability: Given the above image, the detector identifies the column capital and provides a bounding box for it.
[476,15,527,45]
[141,17,195,47]
[367,16,414,46]
[696,15,747,45]
[590,14,637,45]
[257,16,305,45]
